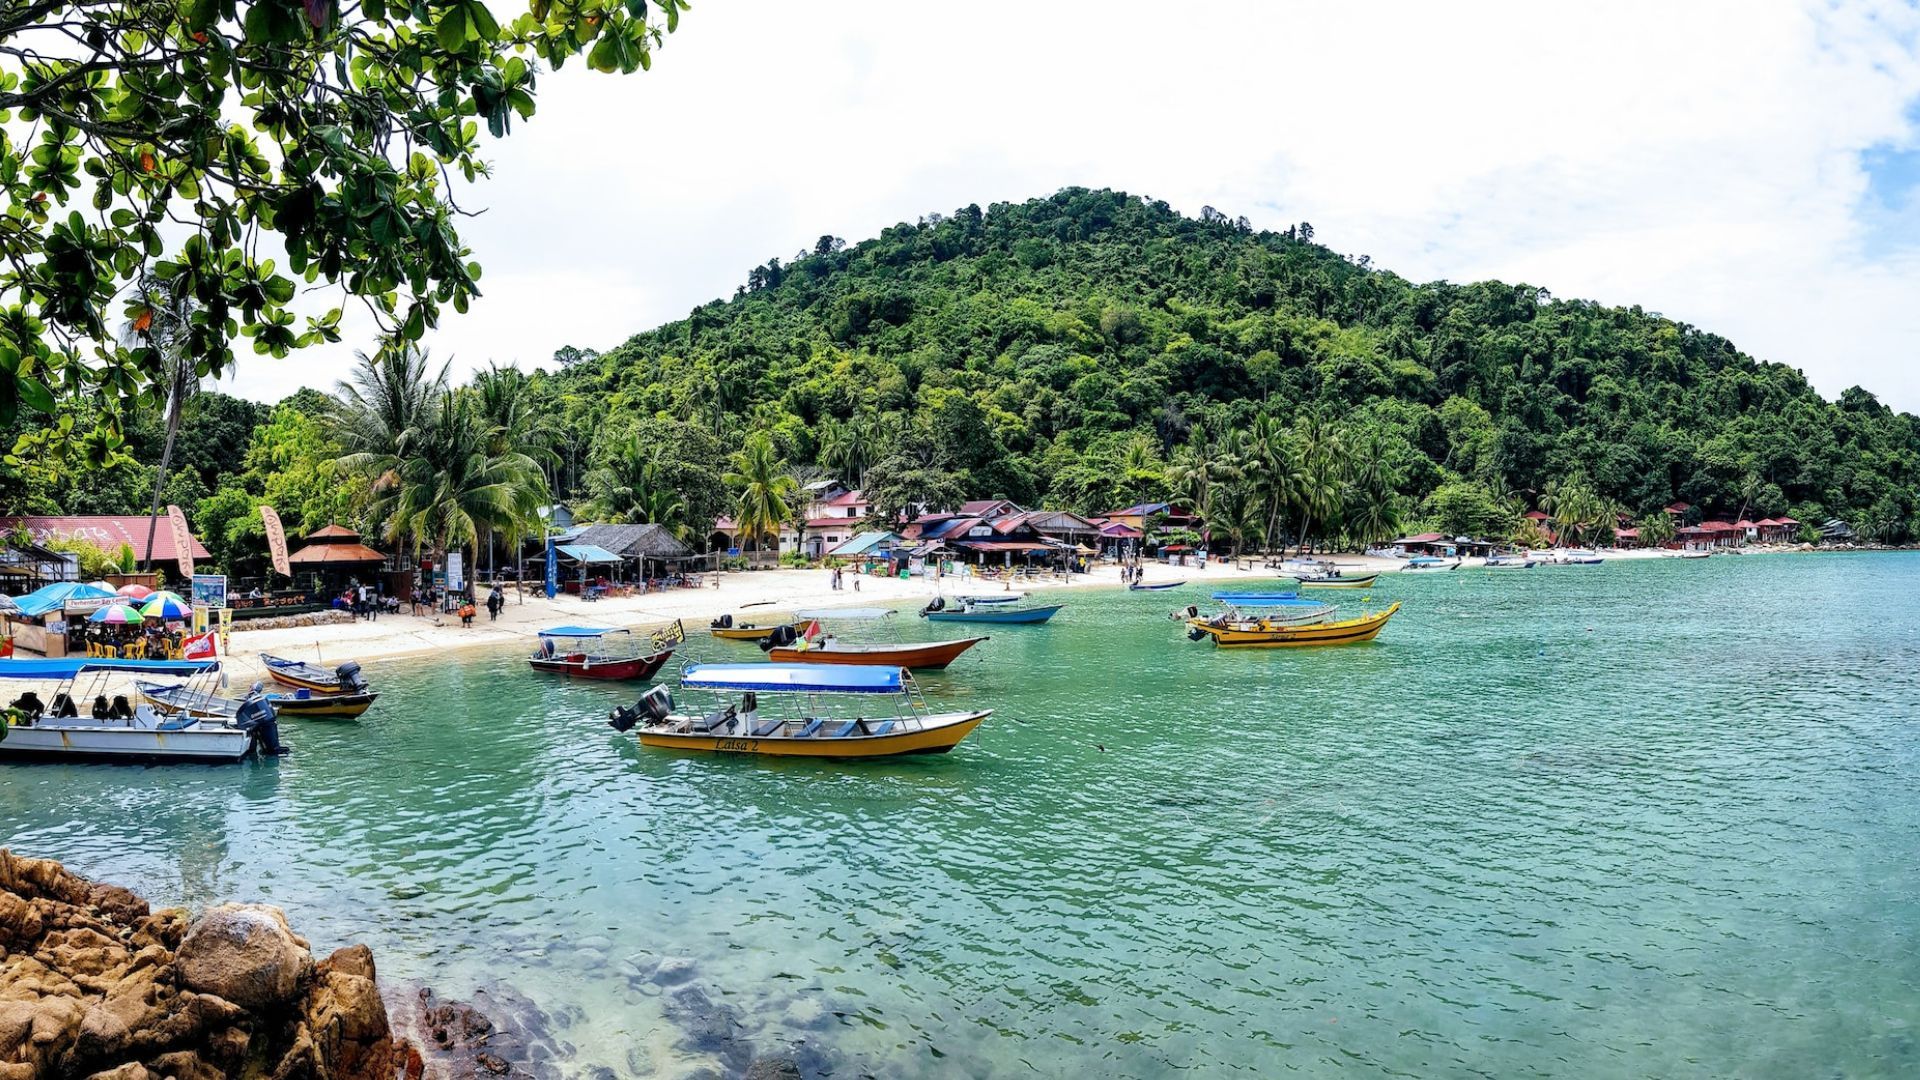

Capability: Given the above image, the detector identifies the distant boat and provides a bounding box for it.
[1675,550,1712,560]
[1210,591,1325,606]
[1558,549,1605,565]
[1401,556,1461,572]
[610,664,990,759]
[1483,552,1537,569]
[1128,581,1185,591]
[953,593,1024,605]
[921,600,1063,624]
[1186,603,1402,648]
[707,613,795,641]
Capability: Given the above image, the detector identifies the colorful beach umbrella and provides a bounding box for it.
[140,594,192,620]
[88,603,144,624]
[87,580,113,591]
[115,583,153,600]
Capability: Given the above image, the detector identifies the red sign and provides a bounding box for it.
[180,630,216,660]
[260,504,291,577]
[166,505,195,580]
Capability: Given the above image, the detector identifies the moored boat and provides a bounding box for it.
[953,593,1024,605]
[143,678,379,721]
[1127,581,1185,591]
[261,654,373,695]
[610,664,990,759]
[1287,560,1380,588]
[529,623,683,680]
[1186,602,1402,648]
[707,613,796,641]
[1401,556,1460,572]
[1,660,281,763]
[761,627,988,670]
[920,598,1063,624]
[1483,552,1537,569]
[1558,549,1605,565]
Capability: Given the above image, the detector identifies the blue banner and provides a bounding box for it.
[545,537,558,599]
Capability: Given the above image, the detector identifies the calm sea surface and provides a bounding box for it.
[7,553,1920,1078]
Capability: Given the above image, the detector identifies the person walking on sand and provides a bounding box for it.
[487,586,504,621]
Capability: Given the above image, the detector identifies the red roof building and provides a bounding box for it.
[0,515,211,563]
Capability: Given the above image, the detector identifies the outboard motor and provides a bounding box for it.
[1187,626,1208,641]
[758,624,799,652]
[609,685,674,732]
[1183,605,1200,620]
[334,661,368,694]
[919,597,945,617]
[711,614,733,629]
[235,683,289,757]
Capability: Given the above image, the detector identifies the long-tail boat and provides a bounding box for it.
[919,598,1062,624]
[763,631,987,669]
[610,664,989,759]
[1185,602,1402,648]
[261,654,372,694]
[529,623,682,681]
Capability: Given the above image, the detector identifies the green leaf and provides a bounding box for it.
[436,7,469,51]
[16,377,54,415]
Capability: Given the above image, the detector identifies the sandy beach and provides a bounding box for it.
[214,547,1725,679]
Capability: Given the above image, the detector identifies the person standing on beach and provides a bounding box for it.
[487,587,505,621]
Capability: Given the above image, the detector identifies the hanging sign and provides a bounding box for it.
[260,505,292,577]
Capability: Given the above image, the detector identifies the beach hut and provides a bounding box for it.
[286,524,390,598]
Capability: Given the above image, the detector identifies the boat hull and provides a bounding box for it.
[1188,602,1401,648]
[765,637,987,669]
[709,624,789,641]
[1295,573,1379,588]
[271,692,378,719]
[639,711,988,759]
[0,722,252,763]
[924,605,1062,625]
[1128,582,1184,591]
[528,651,672,680]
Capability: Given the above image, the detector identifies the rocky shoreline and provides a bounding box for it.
[1,851,830,1080]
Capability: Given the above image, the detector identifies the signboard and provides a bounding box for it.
[968,526,993,537]
[166,504,195,579]
[217,607,232,653]
[190,574,228,610]
[260,505,291,577]
[545,538,558,599]
[446,552,464,592]
[190,603,209,633]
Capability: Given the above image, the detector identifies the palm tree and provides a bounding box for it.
[1540,475,1602,548]
[1293,413,1345,554]
[328,346,448,552]
[470,363,563,586]
[585,434,690,536]
[383,391,549,579]
[724,431,794,558]
[1246,414,1300,553]
[123,274,200,573]
[1344,430,1401,548]
[785,463,825,559]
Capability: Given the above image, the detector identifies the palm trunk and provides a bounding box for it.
[142,390,186,572]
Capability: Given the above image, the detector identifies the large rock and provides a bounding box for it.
[173,904,313,1010]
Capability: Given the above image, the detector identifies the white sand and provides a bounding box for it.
[215,546,1752,677]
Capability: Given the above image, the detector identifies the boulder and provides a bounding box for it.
[174,904,312,1010]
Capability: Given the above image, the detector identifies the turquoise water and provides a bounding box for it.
[6,553,1920,1077]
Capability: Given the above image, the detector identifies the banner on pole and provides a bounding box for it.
[260,505,291,577]
[545,538,558,599]
[166,504,195,579]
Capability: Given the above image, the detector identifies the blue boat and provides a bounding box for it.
[1128,581,1185,591]
[922,602,1064,624]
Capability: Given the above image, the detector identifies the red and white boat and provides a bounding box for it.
[528,624,682,681]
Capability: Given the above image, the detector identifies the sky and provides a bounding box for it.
[222,0,1920,414]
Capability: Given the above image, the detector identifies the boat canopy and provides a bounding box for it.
[537,625,629,638]
[681,663,904,694]
[0,657,221,679]
[792,608,895,620]
[556,543,622,564]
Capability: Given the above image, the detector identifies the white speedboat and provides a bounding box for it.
[1401,556,1461,572]
[1484,552,1537,569]
[1558,549,1605,565]
[0,659,278,763]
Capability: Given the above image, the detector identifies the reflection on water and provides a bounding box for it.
[8,553,1920,1077]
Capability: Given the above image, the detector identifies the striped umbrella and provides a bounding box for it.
[115,583,154,600]
[88,603,145,624]
[140,594,192,620]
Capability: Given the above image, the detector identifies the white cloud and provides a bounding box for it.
[222,0,1920,413]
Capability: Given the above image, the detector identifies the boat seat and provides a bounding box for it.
[155,713,195,731]
[828,719,861,738]
[868,720,895,736]
[699,707,737,733]
[752,717,783,737]
[796,719,823,738]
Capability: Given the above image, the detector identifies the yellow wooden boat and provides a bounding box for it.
[610,664,989,759]
[1186,602,1401,647]
[707,614,794,641]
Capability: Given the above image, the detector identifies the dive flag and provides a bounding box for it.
[802,619,824,642]
[180,631,217,661]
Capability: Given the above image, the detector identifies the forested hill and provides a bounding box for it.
[552,186,1917,541]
